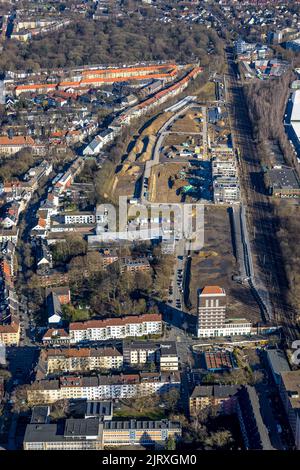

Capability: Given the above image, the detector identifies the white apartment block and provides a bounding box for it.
[213,177,240,204]
[28,372,180,404]
[63,212,95,225]
[69,314,162,344]
[197,319,252,338]
[197,286,251,338]
[212,157,238,178]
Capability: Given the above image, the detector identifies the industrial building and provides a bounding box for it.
[265,166,300,198]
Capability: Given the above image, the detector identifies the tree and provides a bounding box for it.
[204,430,234,449]
[165,436,176,450]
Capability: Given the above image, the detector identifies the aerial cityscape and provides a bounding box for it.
[0,0,300,456]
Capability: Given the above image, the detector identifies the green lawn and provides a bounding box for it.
[114,406,166,420]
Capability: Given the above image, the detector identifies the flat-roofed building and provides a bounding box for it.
[63,211,95,225]
[203,350,237,372]
[279,371,300,449]
[197,286,226,333]
[23,417,181,450]
[159,343,179,371]
[197,286,251,338]
[213,176,240,204]
[266,349,290,385]
[265,166,300,198]
[102,419,181,449]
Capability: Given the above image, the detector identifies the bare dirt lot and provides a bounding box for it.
[188,206,261,323]
[149,162,191,203]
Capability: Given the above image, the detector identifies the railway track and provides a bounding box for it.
[225,51,299,342]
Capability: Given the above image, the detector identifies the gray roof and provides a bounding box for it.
[266,349,290,376]
[103,420,180,430]
[85,401,113,418]
[160,342,178,357]
[237,385,274,450]
[24,423,62,443]
[30,406,50,424]
[64,418,100,437]
[268,167,300,190]
[47,292,62,321]
[191,385,240,399]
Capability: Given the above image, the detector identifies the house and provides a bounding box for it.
[83,129,115,156]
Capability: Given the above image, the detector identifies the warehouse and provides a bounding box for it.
[266,166,300,198]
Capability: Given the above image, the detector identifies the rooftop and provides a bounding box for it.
[200,286,226,296]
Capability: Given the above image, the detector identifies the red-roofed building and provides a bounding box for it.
[69,313,162,344]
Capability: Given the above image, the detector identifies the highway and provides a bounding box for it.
[225,47,299,342]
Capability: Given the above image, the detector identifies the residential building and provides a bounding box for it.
[120,256,151,273]
[189,385,240,416]
[197,286,251,338]
[0,321,20,346]
[0,136,39,156]
[42,347,123,375]
[213,176,240,204]
[189,384,273,450]
[123,341,178,371]
[27,372,180,403]
[237,385,273,450]
[63,211,95,225]
[69,313,162,344]
[159,343,179,372]
[42,328,70,346]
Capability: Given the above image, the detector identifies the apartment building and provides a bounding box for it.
[197,286,227,332]
[189,385,240,416]
[213,176,240,204]
[27,372,180,404]
[159,343,179,372]
[23,417,181,450]
[189,384,273,450]
[69,313,162,344]
[42,328,70,346]
[120,257,151,273]
[43,347,123,374]
[0,136,45,156]
[123,341,178,371]
[212,156,238,178]
[197,286,251,338]
[0,321,20,346]
[279,371,300,450]
[63,212,95,225]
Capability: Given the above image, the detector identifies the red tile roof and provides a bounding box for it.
[70,313,162,331]
[201,286,225,295]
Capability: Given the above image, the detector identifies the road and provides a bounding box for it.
[225,47,299,342]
